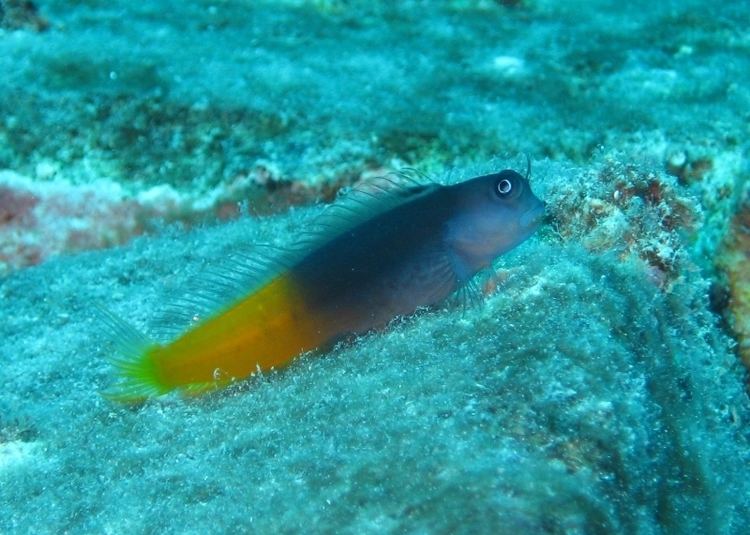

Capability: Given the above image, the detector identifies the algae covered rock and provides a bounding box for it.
[717,186,750,368]
[1,163,749,532]
[0,0,48,31]
[544,155,696,287]
[1,0,749,531]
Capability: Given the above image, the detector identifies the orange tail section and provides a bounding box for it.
[107,274,328,400]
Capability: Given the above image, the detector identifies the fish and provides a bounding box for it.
[102,166,545,401]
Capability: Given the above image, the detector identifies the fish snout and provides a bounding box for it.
[520,201,545,229]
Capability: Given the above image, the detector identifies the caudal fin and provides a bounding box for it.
[95,304,171,402]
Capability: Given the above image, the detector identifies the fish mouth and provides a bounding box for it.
[520,202,545,229]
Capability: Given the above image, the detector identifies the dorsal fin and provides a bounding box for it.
[292,168,437,253]
[151,169,436,341]
[150,243,295,340]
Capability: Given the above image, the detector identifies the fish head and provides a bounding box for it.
[445,169,545,278]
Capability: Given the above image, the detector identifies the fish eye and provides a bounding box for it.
[495,178,513,197]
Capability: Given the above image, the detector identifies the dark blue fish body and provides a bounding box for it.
[105,167,544,399]
[292,169,545,334]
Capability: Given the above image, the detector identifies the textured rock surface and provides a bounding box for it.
[0,0,48,31]
[717,187,750,368]
[1,0,749,532]
[2,162,750,533]
[1,0,748,246]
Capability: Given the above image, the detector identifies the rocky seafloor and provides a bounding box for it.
[1,0,749,533]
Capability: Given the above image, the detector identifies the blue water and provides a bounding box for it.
[1,1,749,533]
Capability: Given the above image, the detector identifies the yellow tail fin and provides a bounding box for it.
[95,304,171,402]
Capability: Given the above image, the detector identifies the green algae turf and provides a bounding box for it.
[1,169,749,533]
[1,0,747,193]
[1,0,750,531]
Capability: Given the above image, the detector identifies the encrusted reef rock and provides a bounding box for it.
[717,188,750,368]
[1,196,749,532]
[545,153,750,379]
[0,166,354,275]
[544,155,696,288]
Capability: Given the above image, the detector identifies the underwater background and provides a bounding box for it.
[1,0,749,533]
